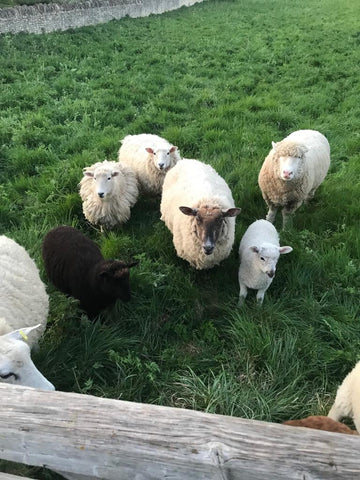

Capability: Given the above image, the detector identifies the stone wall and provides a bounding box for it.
[0,0,204,34]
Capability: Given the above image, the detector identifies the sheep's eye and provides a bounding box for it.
[260,257,265,261]
[107,177,111,180]
[0,372,18,380]
[167,151,170,155]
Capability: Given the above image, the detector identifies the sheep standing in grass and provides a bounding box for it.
[160,159,241,269]
[118,134,181,195]
[258,129,330,228]
[79,159,139,231]
[238,220,292,305]
[328,362,360,432]
[42,226,138,318]
[0,235,54,390]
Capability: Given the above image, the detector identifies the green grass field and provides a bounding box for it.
[1,0,360,476]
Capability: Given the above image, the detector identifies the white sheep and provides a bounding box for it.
[118,134,181,195]
[328,362,360,432]
[0,235,54,390]
[160,159,241,270]
[238,220,292,305]
[258,129,330,228]
[79,159,139,231]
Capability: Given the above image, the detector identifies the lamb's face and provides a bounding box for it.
[179,206,241,256]
[98,260,139,302]
[145,146,178,171]
[250,244,293,278]
[278,155,303,181]
[0,331,55,390]
[84,168,119,199]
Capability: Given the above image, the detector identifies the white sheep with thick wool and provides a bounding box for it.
[79,159,139,231]
[118,134,181,195]
[160,159,241,270]
[0,235,54,390]
[238,220,292,305]
[258,129,330,228]
[328,361,360,432]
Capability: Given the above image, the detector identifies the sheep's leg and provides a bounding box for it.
[305,187,317,204]
[256,289,266,305]
[238,282,248,306]
[282,201,302,229]
[328,402,343,422]
[265,205,277,223]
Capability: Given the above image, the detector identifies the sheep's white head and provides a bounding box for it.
[84,163,120,199]
[271,141,308,181]
[250,243,293,279]
[179,205,241,255]
[0,325,55,391]
[145,145,179,171]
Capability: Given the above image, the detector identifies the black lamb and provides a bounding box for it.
[42,226,138,317]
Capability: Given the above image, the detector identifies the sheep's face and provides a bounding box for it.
[250,244,293,278]
[98,260,139,302]
[179,206,241,256]
[84,168,119,199]
[145,146,178,171]
[278,155,303,181]
[271,141,307,182]
[0,327,55,391]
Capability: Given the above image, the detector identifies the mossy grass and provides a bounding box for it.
[1,0,360,477]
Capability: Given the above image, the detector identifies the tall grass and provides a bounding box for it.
[0,0,359,477]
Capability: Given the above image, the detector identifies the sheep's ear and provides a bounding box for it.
[179,206,197,216]
[3,324,42,342]
[271,141,277,149]
[222,207,241,217]
[279,246,293,254]
[111,171,119,177]
[250,246,260,253]
[169,146,178,153]
[124,260,139,269]
[145,147,154,154]
[84,171,94,178]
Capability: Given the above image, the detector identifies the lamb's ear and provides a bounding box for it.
[222,207,241,217]
[271,141,277,150]
[111,171,120,177]
[179,206,197,216]
[279,246,293,254]
[145,147,154,154]
[84,170,94,178]
[124,260,139,269]
[250,246,260,253]
[3,324,42,342]
[169,146,178,153]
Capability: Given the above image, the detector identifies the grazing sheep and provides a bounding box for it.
[328,361,360,432]
[79,159,139,231]
[42,226,138,318]
[258,129,330,228]
[238,220,292,305]
[0,235,54,390]
[283,416,358,435]
[118,134,181,195]
[160,159,241,269]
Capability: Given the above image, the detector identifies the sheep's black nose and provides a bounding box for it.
[158,163,164,169]
[267,271,275,278]
[203,245,214,255]
[98,192,104,198]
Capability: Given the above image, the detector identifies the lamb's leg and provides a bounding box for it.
[256,289,266,305]
[266,205,277,224]
[238,282,248,306]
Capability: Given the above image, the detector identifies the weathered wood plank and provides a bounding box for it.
[0,475,34,480]
[0,384,359,480]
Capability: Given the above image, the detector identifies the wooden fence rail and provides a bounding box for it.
[0,384,359,480]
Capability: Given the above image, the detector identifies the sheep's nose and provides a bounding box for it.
[203,245,214,255]
[158,163,164,170]
[282,170,292,179]
[267,270,275,278]
[98,192,105,198]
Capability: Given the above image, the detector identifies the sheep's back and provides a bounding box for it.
[0,236,48,346]
[239,220,279,254]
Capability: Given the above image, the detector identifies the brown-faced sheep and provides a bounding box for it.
[42,226,138,318]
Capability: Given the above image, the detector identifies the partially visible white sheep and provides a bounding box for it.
[118,134,181,195]
[258,129,330,228]
[160,159,241,270]
[328,362,360,432]
[238,220,292,305]
[0,235,54,390]
[79,159,139,231]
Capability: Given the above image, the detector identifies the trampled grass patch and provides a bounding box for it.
[0,0,360,476]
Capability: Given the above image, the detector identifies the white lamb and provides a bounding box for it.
[0,235,54,390]
[258,129,330,228]
[118,134,181,195]
[328,362,360,432]
[160,159,241,270]
[79,159,139,231]
[238,220,292,305]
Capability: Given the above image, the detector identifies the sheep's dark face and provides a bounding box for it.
[179,206,241,255]
[98,260,139,301]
